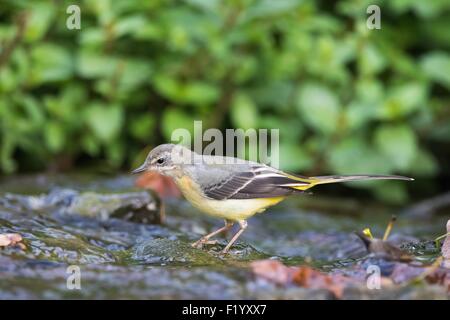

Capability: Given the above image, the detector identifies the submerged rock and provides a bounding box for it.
[131,238,224,266]
[1,188,161,224]
[69,191,161,224]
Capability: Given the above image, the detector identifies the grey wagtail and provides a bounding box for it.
[132,144,413,254]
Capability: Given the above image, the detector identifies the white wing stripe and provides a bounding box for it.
[254,173,286,179]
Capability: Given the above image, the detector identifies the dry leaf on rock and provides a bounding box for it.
[135,171,181,198]
[250,260,353,299]
[0,233,26,249]
[292,266,351,299]
[250,259,296,285]
[425,267,450,292]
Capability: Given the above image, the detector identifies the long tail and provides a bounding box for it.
[288,174,414,191]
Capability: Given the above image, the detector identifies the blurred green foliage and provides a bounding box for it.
[1,0,450,203]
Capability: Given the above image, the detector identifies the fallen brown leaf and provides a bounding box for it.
[250,260,353,299]
[0,233,26,249]
[292,266,350,299]
[425,267,450,292]
[135,171,181,198]
[250,259,296,285]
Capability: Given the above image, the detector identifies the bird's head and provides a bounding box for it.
[132,144,192,177]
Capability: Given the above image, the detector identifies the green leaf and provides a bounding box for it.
[345,101,377,131]
[373,182,408,205]
[421,52,450,89]
[391,82,427,111]
[30,44,73,84]
[133,22,162,40]
[161,109,195,142]
[408,149,438,176]
[359,44,387,76]
[0,133,16,173]
[0,67,16,92]
[77,51,118,78]
[80,28,107,46]
[106,141,125,167]
[278,143,313,172]
[115,15,148,37]
[153,75,179,100]
[182,81,220,105]
[119,60,153,92]
[24,3,55,42]
[21,95,45,126]
[244,0,301,22]
[411,1,441,18]
[81,134,100,156]
[250,81,295,110]
[374,124,418,171]
[258,116,304,141]
[355,79,384,104]
[44,122,65,153]
[330,137,392,175]
[153,75,219,105]
[86,104,124,142]
[184,0,221,11]
[230,93,258,130]
[296,83,340,134]
[130,116,155,141]
[378,82,427,119]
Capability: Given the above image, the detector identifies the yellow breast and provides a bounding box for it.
[174,176,284,221]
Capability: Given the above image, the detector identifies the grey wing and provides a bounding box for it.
[201,165,308,200]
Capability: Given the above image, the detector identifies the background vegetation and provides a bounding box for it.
[1,0,449,203]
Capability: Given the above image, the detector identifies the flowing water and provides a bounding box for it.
[0,174,448,299]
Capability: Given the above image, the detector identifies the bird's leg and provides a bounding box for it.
[221,220,248,254]
[192,220,234,248]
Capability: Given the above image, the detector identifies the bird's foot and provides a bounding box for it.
[191,239,218,249]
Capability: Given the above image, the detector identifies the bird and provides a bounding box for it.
[132,143,413,254]
[354,231,414,262]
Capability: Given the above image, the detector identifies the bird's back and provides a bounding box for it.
[181,153,302,200]
[176,148,413,201]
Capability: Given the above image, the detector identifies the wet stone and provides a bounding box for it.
[131,238,225,266]
[0,175,448,299]
[1,188,161,224]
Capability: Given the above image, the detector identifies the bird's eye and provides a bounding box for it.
[156,158,165,165]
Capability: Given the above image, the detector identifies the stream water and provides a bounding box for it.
[0,174,447,299]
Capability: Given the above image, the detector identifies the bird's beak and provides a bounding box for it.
[131,163,147,174]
